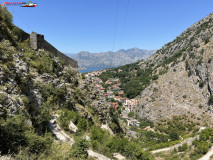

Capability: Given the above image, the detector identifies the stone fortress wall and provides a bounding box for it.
[30,32,78,68]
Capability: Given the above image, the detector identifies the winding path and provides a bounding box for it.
[151,127,206,154]
[49,115,74,145]
[151,136,198,154]
[49,114,111,160]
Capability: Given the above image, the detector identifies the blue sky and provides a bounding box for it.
[3,0,213,53]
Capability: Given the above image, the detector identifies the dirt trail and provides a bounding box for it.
[49,114,111,160]
[151,127,206,154]
[151,136,198,154]
[49,114,75,145]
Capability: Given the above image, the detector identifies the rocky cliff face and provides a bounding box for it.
[72,48,155,68]
[0,7,115,132]
[137,12,213,123]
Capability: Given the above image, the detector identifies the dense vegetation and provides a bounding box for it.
[57,108,153,159]
[155,128,213,160]
[99,62,154,98]
[190,128,213,159]
[89,126,152,159]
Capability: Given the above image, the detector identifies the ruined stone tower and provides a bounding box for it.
[30,32,44,50]
[29,32,78,68]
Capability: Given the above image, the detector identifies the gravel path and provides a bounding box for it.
[151,127,206,154]
[151,136,198,154]
[49,115,111,160]
[49,114,75,145]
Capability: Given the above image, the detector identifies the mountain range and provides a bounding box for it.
[71,48,156,68]
[2,5,213,160]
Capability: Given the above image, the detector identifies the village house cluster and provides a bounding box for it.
[85,70,140,126]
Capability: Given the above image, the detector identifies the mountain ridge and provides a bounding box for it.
[99,12,213,123]
[72,48,156,68]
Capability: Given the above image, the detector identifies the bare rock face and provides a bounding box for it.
[138,62,212,122]
[13,54,28,76]
[137,12,213,123]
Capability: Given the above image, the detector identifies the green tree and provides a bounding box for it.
[208,95,213,105]
[178,143,187,152]
[128,112,134,117]
[169,131,179,141]
[69,138,89,159]
[77,118,87,131]
[196,141,209,154]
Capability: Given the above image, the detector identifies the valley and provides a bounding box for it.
[1,4,213,160]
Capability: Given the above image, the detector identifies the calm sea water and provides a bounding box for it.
[79,66,113,73]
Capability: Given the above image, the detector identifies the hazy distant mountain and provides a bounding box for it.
[72,48,156,67]
[65,53,76,57]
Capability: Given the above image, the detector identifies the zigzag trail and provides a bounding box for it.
[49,114,112,160]
[151,127,206,154]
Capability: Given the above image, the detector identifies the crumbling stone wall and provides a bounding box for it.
[30,32,78,68]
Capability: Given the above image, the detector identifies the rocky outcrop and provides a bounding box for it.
[69,121,78,132]
[87,150,111,160]
[113,153,126,160]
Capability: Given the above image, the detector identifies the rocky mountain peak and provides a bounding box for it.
[73,48,155,67]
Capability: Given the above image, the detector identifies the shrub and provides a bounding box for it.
[205,37,210,44]
[59,109,80,130]
[77,118,87,131]
[199,81,205,88]
[169,131,179,141]
[90,126,107,143]
[196,141,209,154]
[152,75,158,80]
[139,119,154,129]
[185,61,189,69]
[25,132,53,154]
[198,104,203,109]
[128,112,134,117]
[69,138,89,159]
[188,70,193,77]
[178,143,187,152]
[208,95,213,105]
[0,115,53,154]
[21,96,29,106]
[74,88,84,103]
[197,58,202,65]
[0,92,8,104]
